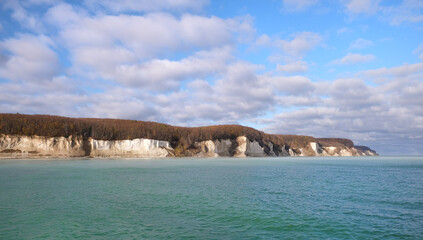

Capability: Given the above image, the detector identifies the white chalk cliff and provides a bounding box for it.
[0,134,172,158]
[303,142,377,156]
[193,137,376,157]
[0,134,377,158]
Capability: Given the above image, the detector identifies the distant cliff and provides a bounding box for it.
[0,114,377,158]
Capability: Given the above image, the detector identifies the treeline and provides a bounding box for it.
[0,113,354,150]
[317,138,354,148]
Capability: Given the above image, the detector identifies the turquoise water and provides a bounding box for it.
[0,157,422,239]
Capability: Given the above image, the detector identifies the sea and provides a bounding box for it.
[0,156,422,239]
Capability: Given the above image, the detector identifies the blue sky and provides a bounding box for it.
[1,0,423,155]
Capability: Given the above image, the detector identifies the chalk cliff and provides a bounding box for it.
[0,135,172,158]
[193,137,376,158]
[0,134,378,158]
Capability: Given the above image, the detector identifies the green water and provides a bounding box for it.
[0,157,422,239]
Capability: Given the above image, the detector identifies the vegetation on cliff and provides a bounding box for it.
[0,113,359,154]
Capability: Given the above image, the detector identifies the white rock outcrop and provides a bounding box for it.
[0,134,172,158]
[306,142,364,157]
[193,138,376,157]
[0,135,85,157]
[195,136,274,157]
[89,138,171,157]
[0,134,377,158]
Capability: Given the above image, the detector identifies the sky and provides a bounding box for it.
[0,0,422,155]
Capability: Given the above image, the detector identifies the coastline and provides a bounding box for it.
[0,114,378,158]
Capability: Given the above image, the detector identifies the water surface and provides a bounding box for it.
[1,156,422,239]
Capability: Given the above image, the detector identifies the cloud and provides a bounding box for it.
[364,62,423,79]
[344,0,423,25]
[45,3,86,26]
[44,7,254,92]
[331,53,376,65]
[253,32,322,72]
[254,34,271,46]
[57,13,241,58]
[0,34,59,82]
[414,43,423,60]
[2,0,45,32]
[414,43,423,54]
[275,95,320,107]
[84,0,208,13]
[275,32,323,58]
[282,0,318,11]
[49,8,254,64]
[329,78,381,109]
[383,0,423,25]
[127,61,277,125]
[349,38,373,49]
[110,47,233,91]
[276,60,308,73]
[79,88,160,120]
[345,0,381,15]
[337,27,353,34]
[263,75,315,95]
[68,46,233,92]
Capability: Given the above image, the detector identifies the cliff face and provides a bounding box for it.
[0,135,85,157]
[193,136,377,158]
[0,134,377,158]
[0,134,172,158]
[194,136,288,157]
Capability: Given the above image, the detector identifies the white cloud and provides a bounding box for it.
[79,88,159,120]
[263,75,315,94]
[329,78,381,109]
[364,62,423,79]
[135,61,276,124]
[69,46,233,92]
[253,32,322,71]
[0,34,59,82]
[383,0,423,25]
[2,0,45,32]
[275,32,323,58]
[275,95,320,107]
[45,3,86,26]
[111,47,233,91]
[344,0,423,25]
[331,53,376,65]
[414,43,423,60]
[282,0,318,11]
[84,0,208,13]
[414,43,423,54]
[345,0,381,15]
[337,27,353,34]
[22,0,57,5]
[53,11,252,60]
[44,7,254,92]
[254,34,271,46]
[276,60,308,73]
[73,46,137,71]
[349,38,373,49]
